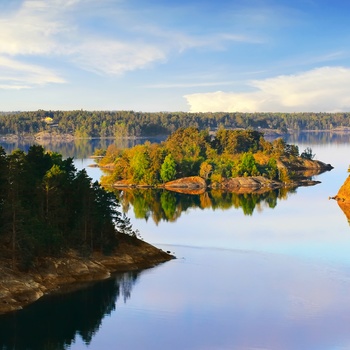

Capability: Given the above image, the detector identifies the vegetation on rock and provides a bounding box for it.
[96,127,332,188]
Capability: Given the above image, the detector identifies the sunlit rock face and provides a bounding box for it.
[335,176,350,223]
[165,176,206,189]
[0,239,174,315]
[337,176,350,202]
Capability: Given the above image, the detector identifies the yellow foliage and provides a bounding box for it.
[253,152,270,165]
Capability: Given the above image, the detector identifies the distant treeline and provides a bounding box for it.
[0,145,137,269]
[0,110,350,137]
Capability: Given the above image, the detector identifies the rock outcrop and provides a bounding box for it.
[164,176,206,189]
[333,175,350,223]
[219,176,280,191]
[282,158,333,171]
[0,236,174,315]
[336,175,350,202]
[109,158,332,194]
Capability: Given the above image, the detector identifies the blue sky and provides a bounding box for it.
[1,0,350,112]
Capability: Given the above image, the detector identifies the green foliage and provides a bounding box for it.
[160,191,177,220]
[213,128,263,154]
[1,110,350,138]
[0,146,137,268]
[301,147,315,160]
[99,127,307,186]
[130,147,150,183]
[160,154,177,183]
[265,158,278,180]
[232,153,260,177]
[164,127,212,163]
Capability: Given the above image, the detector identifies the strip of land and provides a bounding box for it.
[0,236,174,315]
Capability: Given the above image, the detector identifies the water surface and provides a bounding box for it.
[1,133,350,350]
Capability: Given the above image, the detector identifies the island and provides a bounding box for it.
[0,146,174,314]
[95,127,333,192]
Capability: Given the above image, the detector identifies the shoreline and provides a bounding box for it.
[0,236,175,315]
[2,128,350,142]
[102,157,334,193]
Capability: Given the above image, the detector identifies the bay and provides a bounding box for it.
[1,133,350,350]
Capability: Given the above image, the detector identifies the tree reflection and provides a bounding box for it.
[113,187,297,223]
[0,271,140,350]
[286,131,350,145]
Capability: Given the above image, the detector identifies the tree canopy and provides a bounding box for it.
[1,110,350,138]
[98,127,309,186]
[0,145,137,270]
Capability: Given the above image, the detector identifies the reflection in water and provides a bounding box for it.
[0,132,348,349]
[0,136,166,160]
[0,271,140,350]
[114,187,296,223]
[1,132,348,159]
[338,201,350,225]
[286,131,350,145]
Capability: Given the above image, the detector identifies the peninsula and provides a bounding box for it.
[0,145,174,314]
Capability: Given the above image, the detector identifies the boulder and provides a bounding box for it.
[164,176,206,189]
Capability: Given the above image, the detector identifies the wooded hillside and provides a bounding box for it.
[1,110,350,138]
[0,145,138,270]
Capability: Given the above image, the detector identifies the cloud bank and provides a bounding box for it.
[184,67,350,113]
[0,55,65,89]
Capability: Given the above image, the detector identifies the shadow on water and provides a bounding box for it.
[0,271,140,350]
[114,187,297,224]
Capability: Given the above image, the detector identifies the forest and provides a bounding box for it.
[0,110,350,138]
[0,145,137,270]
[97,127,313,187]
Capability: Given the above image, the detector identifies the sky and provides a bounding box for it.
[1,0,350,113]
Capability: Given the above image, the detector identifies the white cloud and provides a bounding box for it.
[0,0,72,56]
[72,39,166,75]
[0,84,31,90]
[184,67,350,113]
[0,0,170,87]
[0,56,65,89]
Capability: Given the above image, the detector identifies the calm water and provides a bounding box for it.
[1,133,350,350]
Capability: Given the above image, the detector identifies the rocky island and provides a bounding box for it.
[96,127,333,192]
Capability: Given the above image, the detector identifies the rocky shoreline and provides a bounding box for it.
[0,236,174,315]
[109,158,333,193]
